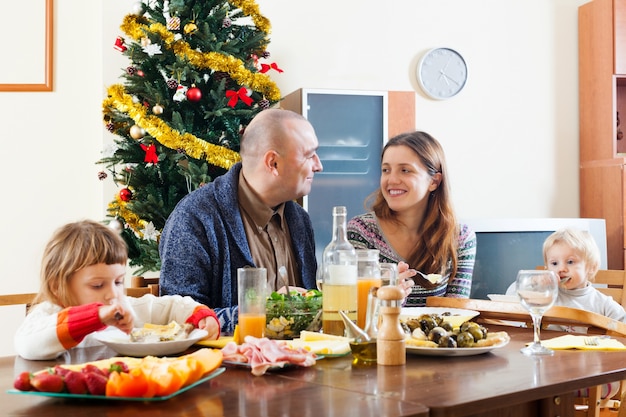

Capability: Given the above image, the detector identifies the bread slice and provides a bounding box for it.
[130,321,194,343]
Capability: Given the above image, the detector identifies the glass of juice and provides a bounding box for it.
[237,267,267,341]
[356,250,382,329]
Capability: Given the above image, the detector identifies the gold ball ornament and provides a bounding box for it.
[129,124,145,139]
[184,22,198,34]
[152,104,164,115]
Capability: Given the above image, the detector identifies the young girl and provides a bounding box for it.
[545,228,626,322]
[14,220,220,360]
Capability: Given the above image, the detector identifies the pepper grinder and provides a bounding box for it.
[376,285,406,365]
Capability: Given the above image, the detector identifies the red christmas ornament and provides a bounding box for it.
[140,143,159,164]
[119,188,133,202]
[113,37,127,52]
[186,85,202,102]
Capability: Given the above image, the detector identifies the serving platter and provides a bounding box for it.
[6,367,225,401]
[94,327,208,356]
[406,339,510,357]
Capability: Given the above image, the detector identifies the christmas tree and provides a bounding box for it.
[99,0,283,274]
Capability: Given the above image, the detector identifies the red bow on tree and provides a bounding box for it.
[226,88,254,108]
[259,63,283,74]
[140,143,158,164]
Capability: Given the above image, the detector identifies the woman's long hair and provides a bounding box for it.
[367,131,459,276]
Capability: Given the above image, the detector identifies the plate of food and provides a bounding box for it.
[405,338,510,357]
[8,368,225,401]
[95,322,208,356]
[400,307,479,329]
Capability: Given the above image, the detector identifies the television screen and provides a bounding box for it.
[470,231,552,299]
[462,218,607,300]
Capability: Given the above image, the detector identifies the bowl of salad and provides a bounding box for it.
[265,289,322,339]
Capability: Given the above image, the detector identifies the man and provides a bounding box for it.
[159,109,323,334]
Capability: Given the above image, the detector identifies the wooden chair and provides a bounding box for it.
[127,276,159,297]
[0,293,37,313]
[426,296,626,417]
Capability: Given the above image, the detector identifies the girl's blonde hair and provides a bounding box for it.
[33,220,128,307]
[543,228,600,281]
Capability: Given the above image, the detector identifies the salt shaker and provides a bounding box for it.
[376,285,406,365]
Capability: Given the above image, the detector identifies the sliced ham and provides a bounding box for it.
[221,336,318,376]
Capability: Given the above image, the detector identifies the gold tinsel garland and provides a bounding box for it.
[119,2,281,101]
[109,195,146,238]
[104,84,241,169]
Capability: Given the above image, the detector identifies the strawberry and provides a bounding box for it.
[109,361,129,374]
[81,364,108,377]
[64,371,88,395]
[84,371,108,396]
[13,371,33,391]
[30,371,65,393]
[53,365,71,377]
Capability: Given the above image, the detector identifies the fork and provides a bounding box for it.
[412,271,443,289]
[583,337,599,346]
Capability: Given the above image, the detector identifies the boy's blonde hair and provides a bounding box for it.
[34,220,128,307]
[542,228,600,281]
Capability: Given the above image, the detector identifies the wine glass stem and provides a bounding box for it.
[530,313,543,346]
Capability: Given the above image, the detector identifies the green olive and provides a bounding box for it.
[456,332,474,347]
[438,335,457,348]
[428,326,447,343]
[420,316,438,333]
[468,326,485,342]
[440,321,453,332]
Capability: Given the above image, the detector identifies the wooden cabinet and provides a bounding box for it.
[579,0,626,268]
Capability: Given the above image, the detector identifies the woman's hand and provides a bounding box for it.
[99,304,134,334]
[198,316,220,340]
[397,261,416,299]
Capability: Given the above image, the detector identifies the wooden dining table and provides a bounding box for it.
[3,325,626,417]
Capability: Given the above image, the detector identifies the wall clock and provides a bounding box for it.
[417,48,468,100]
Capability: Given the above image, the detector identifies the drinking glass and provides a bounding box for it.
[237,268,267,340]
[516,269,559,356]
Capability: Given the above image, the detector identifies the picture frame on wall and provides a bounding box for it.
[0,0,53,92]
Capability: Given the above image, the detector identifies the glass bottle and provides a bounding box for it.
[321,206,357,336]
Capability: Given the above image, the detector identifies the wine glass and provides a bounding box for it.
[516,269,559,356]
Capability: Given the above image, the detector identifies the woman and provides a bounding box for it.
[347,131,476,306]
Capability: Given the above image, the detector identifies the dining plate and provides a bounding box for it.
[94,327,208,356]
[6,367,225,401]
[400,307,479,328]
[406,339,510,357]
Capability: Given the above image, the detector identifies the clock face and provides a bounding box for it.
[417,48,467,100]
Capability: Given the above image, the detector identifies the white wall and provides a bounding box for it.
[0,0,589,356]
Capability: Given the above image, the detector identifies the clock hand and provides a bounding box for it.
[438,71,451,86]
[440,72,460,86]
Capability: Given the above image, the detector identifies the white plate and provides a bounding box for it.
[400,307,479,328]
[406,338,510,357]
[487,294,520,303]
[94,327,208,357]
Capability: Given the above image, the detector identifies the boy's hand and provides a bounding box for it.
[99,304,134,333]
[197,316,220,340]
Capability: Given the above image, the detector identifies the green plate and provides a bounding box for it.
[7,367,225,401]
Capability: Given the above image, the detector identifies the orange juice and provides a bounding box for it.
[238,313,266,340]
[357,278,382,329]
